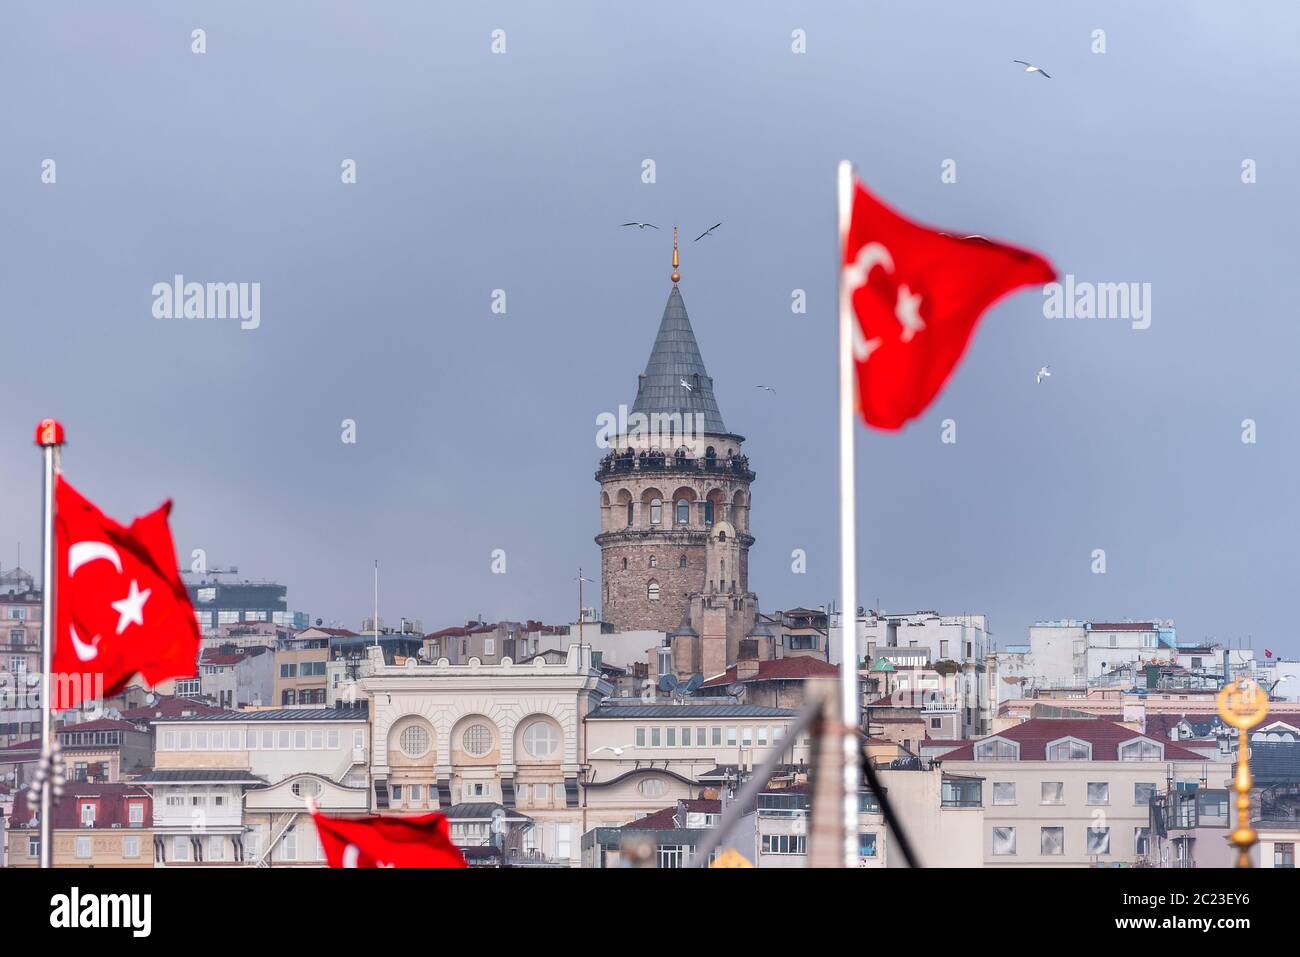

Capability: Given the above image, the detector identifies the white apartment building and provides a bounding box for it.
[141,706,370,866]
[936,718,1232,867]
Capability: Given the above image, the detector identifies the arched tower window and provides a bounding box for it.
[626,502,633,526]
[649,499,662,525]
[676,499,689,524]
[622,557,628,570]
[647,581,660,602]
[649,555,657,568]
[704,500,714,525]
[678,555,687,569]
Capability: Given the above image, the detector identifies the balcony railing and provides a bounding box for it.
[596,451,754,482]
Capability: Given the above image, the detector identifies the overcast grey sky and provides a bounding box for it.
[2,2,1297,652]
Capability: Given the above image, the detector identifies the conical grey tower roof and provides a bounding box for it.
[631,285,728,434]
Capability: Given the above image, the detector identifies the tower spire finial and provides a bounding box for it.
[672,226,680,284]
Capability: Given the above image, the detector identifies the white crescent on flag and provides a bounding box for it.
[66,540,124,662]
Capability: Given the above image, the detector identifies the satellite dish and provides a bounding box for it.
[681,674,704,695]
[145,693,157,706]
[727,682,746,700]
[658,673,679,693]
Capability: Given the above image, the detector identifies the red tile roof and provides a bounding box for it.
[60,718,140,734]
[701,657,838,688]
[117,696,229,723]
[940,718,1206,761]
[12,782,152,829]
[625,799,722,830]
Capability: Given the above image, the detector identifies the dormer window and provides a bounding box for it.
[1119,738,1162,762]
[1045,737,1092,761]
[974,738,1019,761]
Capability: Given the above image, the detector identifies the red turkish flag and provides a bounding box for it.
[310,807,468,868]
[51,477,201,710]
[843,179,1056,430]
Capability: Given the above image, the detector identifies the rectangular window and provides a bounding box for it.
[554,824,572,859]
[1041,782,1064,805]
[666,727,676,747]
[162,730,177,750]
[75,837,92,859]
[651,728,661,747]
[262,729,274,749]
[195,730,208,750]
[711,727,722,746]
[1040,827,1064,856]
[123,836,140,859]
[696,727,706,746]
[311,730,324,749]
[741,727,753,748]
[535,783,548,803]
[173,836,191,862]
[278,730,291,749]
[726,727,737,747]
[992,827,1016,856]
[1135,782,1156,806]
[392,785,403,800]
[410,784,422,802]
[328,730,340,749]
[484,638,495,655]
[294,730,307,750]
[28,837,40,858]
[1134,827,1151,856]
[858,833,876,858]
[1087,782,1110,805]
[635,727,646,747]
[1276,843,1295,869]
[992,782,1016,805]
[80,803,96,826]
[1087,827,1111,855]
[209,836,225,861]
[129,802,144,825]
[682,727,691,748]
[757,727,768,747]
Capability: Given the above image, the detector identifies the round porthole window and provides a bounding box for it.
[400,726,430,759]
[463,724,492,757]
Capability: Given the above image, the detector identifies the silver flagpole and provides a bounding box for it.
[35,419,64,869]
[835,161,860,869]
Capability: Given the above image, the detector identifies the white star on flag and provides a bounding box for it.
[110,578,152,634]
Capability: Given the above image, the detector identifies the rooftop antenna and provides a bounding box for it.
[372,560,379,648]
[671,226,680,284]
[575,568,594,673]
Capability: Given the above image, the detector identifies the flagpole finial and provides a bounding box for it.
[672,226,680,284]
[34,419,65,447]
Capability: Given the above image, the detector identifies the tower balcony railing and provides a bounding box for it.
[596,451,754,482]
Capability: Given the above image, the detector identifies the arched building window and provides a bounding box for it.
[649,555,657,568]
[676,499,689,524]
[678,555,687,569]
[704,500,714,525]
[650,499,662,525]
[647,581,660,601]
[626,502,634,526]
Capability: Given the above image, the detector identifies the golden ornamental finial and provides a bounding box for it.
[1217,678,1269,868]
[672,226,680,283]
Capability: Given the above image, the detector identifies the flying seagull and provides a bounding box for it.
[620,222,659,230]
[680,378,693,392]
[1013,60,1051,78]
[755,385,776,394]
[694,223,722,242]
[591,745,635,756]
[1036,366,1051,383]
